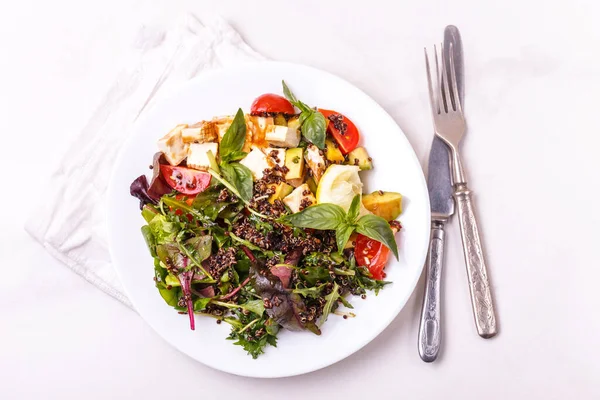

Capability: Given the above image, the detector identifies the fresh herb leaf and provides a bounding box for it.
[356,214,399,260]
[347,194,361,224]
[219,163,253,203]
[282,80,299,106]
[293,283,328,298]
[224,150,248,162]
[301,110,327,149]
[219,108,246,160]
[281,203,346,229]
[335,223,355,254]
[206,150,220,174]
[281,80,326,149]
[338,295,354,309]
[319,283,340,325]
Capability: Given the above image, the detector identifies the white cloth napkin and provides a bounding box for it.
[25,14,263,308]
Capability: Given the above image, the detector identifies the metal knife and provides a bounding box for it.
[417,25,463,362]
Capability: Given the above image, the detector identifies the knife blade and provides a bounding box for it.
[417,25,464,362]
[429,25,463,218]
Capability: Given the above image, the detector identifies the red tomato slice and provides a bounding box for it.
[355,235,390,280]
[160,165,211,195]
[251,93,295,115]
[318,109,360,154]
[355,225,400,280]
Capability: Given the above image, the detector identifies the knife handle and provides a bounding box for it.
[418,221,445,362]
[454,183,498,338]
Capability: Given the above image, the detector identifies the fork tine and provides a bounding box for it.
[424,48,438,115]
[440,44,452,113]
[448,42,462,113]
[433,44,442,113]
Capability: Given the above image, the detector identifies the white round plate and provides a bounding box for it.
[107,61,430,378]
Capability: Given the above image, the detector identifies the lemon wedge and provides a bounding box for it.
[316,164,369,216]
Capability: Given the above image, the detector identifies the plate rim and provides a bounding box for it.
[106,60,430,378]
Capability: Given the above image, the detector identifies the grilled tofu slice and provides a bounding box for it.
[187,142,219,171]
[157,124,189,165]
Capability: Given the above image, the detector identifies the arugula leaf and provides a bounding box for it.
[219,108,246,161]
[301,111,327,149]
[281,80,326,149]
[281,203,346,229]
[293,283,328,298]
[319,283,340,325]
[219,163,253,203]
[356,214,399,260]
[338,295,354,309]
[335,223,355,254]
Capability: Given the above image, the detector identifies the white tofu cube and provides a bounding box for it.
[239,148,271,180]
[305,144,326,183]
[187,142,218,171]
[283,184,316,213]
[265,125,300,148]
[213,116,234,140]
[157,124,189,165]
[263,147,286,168]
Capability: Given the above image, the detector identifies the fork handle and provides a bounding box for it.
[454,183,498,338]
[418,221,445,362]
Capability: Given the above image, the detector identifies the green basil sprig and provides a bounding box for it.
[213,108,253,203]
[281,195,399,259]
[282,80,326,149]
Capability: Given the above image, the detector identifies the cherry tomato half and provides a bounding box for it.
[354,225,400,280]
[250,93,295,115]
[160,165,211,195]
[318,109,360,154]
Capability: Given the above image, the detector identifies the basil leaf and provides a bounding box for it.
[222,150,247,163]
[347,194,361,224]
[219,108,246,159]
[282,203,346,230]
[301,110,326,149]
[220,162,253,203]
[356,214,399,260]
[230,163,253,203]
[282,80,298,105]
[335,223,355,254]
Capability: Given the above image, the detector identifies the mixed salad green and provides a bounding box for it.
[130,81,403,358]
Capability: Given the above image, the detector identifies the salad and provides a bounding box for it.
[130,81,404,358]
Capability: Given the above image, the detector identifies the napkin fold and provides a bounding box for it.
[25,14,264,307]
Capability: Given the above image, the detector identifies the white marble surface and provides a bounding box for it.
[2,0,599,398]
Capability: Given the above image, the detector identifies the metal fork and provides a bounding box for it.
[425,44,498,338]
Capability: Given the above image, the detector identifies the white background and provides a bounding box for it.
[2,0,599,399]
